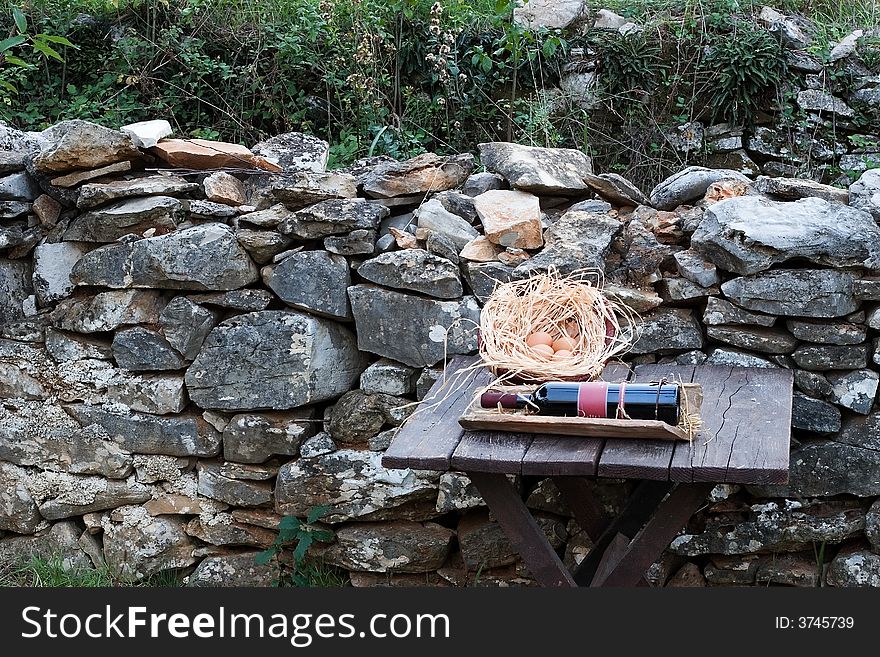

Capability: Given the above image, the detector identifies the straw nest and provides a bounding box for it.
[479,269,636,382]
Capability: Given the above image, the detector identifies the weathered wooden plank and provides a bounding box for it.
[670,367,792,485]
[597,483,712,587]
[597,365,695,480]
[521,436,602,476]
[382,355,488,470]
[468,472,576,587]
[451,431,534,473]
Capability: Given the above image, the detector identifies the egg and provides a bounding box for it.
[531,344,555,359]
[552,336,577,353]
[526,331,554,348]
[553,349,573,360]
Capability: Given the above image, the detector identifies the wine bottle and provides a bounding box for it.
[480,381,680,424]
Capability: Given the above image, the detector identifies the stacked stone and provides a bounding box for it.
[2,118,880,587]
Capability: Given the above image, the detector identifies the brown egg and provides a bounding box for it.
[526,331,554,348]
[531,344,555,359]
[553,349,573,360]
[552,336,577,353]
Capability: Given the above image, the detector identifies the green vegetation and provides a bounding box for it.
[258,506,349,587]
[0,553,184,587]
[0,1,877,185]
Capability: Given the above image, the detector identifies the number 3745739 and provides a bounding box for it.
[775,617,855,629]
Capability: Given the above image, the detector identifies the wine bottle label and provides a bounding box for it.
[577,382,608,418]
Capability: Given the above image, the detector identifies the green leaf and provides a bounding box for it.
[36,34,78,49]
[306,505,330,524]
[292,535,312,564]
[254,549,275,565]
[0,79,17,93]
[0,35,27,53]
[13,7,27,33]
[278,516,301,531]
[4,55,29,67]
[31,39,63,61]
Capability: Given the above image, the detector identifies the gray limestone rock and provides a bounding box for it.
[348,285,479,367]
[721,269,857,318]
[462,172,505,197]
[262,250,351,320]
[361,153,473,198]
[185,514,275,548]
[323,521,454,573]
[458,509,565,569]
[299,432,337,459]
[324,229,376,256]
[797,90,854,118]
[658,277,719,303]
[76,175,199,210]
[0,258,33,325]
[629,308,704,354]
[692,196,880,274]
[0,520,91,569]
[649,166,750,210]
[45,328,112,362]
[786,320,866,345]
[32,120,141,173]
[673,249,719,287]
[850,169,880,220]
[670,500,865,556]
[222,410,316,463]
[64,196,185,242]
[583,172,648,206]
[107,374,188,415]
[704,348,777,368]
[65,404,221,457]
[112,327,187,371]
[826,550,880,587]
[826,370,879,414]
[274,449,440,522]
[28,472,152,520]
[702,297,775,327]
[357,249,462,299]
[32,242,91,306]
[327,390,408,444]
[103,508,197,582]
[235,229,293,265]
[791,345,868,371]
[0,463,43,534]
[837,412,880,451]
[197,462,272,507]
[71,223,259,291]
[868,500,880,553]
[185,310,366,411]
[186,289,274,311]
[755,176,849,204]
[0,171,39,201]
[415,198,480,250]
[360,359,418,396]
[462,261,514,303]
[514,210,621,277]
[269,171,358,209]
[51,290,166,333]
[252,131,329,173]
[705,325,798,354]
[188,552,276,587]
[792,392,842,433]
[753,441,880,497]
[158,296,220,360]
[277,199,387,239]
[436,472,484,513]
[478,142,592,195]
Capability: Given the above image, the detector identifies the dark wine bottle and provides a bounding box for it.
[480,381,680,424]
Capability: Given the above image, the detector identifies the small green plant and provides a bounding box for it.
[590,30,667,111]
[0,5,76,93]
[0,553,183,587]
[257,505,340,586]
[700,23,788,124]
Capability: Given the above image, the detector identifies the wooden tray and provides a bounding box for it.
[458,383,703,442]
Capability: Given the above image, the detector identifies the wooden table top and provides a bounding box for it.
[382,355,793,485]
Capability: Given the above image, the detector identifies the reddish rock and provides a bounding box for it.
[152,138,282,172]
[473,189,543,249]
[203,171,247,205]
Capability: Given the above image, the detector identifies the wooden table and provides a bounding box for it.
[383,356,793,587]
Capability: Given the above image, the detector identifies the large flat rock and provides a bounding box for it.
[721,269,857,318]
[185,310,366,411]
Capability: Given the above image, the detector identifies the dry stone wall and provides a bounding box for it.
[2,117,880,587]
